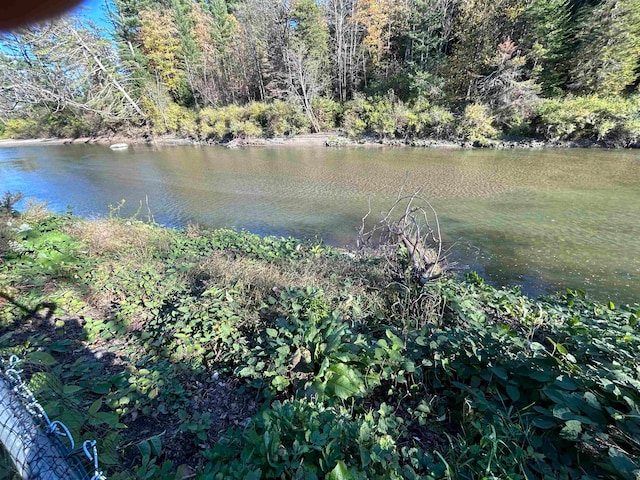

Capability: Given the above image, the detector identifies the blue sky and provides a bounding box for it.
[72,0,114,31]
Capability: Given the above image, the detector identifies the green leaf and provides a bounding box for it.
[322,363,366,400]
[272,375,290,391]
[560,420,582,441]
[63,385,82,395]
[554,375,578,391]
[532,417,557,429]
[27,351,57,366]
[266,328,278,338]
[528,371,551,382]
[506,384,520,402]
[608,447,639,479]
[89,399,102,415]
[91,381,111,395]
[584,392,601,410]
[490,365,508,381]
[327,460,354,480]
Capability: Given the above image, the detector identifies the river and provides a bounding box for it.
[1,143,639,304]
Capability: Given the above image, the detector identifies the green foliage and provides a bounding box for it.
[342,94,370,137]
[165,104,198,137]
[205,399,427,479]
[341,93,412,139]
[456,104,498,145]
[197,101,310,140]
[1,118,42,139]
[569,0,640,95]
[43,111,103,138]
[2,212,639,479]
[311,97,342,131]
[522,0,572,95]
[535,95,640,145]
[262,101,311,137]
[407,97,455,138]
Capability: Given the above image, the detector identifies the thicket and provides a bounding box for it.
[1,209,638,479]
[131,93,640,147]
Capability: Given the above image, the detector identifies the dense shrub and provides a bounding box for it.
[207,399,418,479]
[407,97,455,138]
[341,92,412,139]
[311,97,342,131]
[198,107,228,140]
[455,103,498,145]
[2,212,639,478]
[161,104,197,137]
[535,95,640,146]
[43,111,103,138]
[2,118,42,139]
[341,94,370,137]
[262,101,310,137]
[198,105,262,140]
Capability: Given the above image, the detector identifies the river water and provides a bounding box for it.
[1,143,639,304]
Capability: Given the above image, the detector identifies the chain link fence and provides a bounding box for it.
[0,355,105,480]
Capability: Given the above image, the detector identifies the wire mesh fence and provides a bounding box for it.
[0,355,105,480]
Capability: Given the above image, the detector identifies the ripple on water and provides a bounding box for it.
[1,144,639,304]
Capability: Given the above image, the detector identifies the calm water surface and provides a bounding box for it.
[1,144,639,304]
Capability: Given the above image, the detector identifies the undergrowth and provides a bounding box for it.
[0,211,638,479]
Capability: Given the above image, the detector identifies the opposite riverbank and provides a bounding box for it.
[0,132,614,150]
[4,95,640,151]
[1,204,639,478]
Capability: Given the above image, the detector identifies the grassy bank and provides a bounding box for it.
[1,206,639,479]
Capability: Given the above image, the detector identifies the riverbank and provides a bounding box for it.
[0,132,615,150]
[1,209,638,478]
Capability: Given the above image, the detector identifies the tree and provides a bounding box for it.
[520,0,572,95]
[401,0,456,98]
[476,38,541,129]
[139,9,188,100]
[327,0,366,101]
[568,0,640,95]
[284,0,331,131]
[0,18,143,126]
[446,0,530,101]
[233,0,291,101]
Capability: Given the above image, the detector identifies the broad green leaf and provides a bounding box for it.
[91,381,112,394]
[27,351,57,366]
[532,417,557,429]
[327,460,354,480]
[506,384,520,402]
[266,328,278,338]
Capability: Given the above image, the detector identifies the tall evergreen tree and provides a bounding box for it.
[521,0,572,95]
[568,0,640,94]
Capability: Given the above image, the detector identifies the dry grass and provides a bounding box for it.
[192,250,386,321]
[20,200,50,224]
[65,218,173,258]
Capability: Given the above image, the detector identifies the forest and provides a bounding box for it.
[1,0,640,146]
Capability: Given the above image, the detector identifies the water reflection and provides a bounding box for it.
[0,143,638,304]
